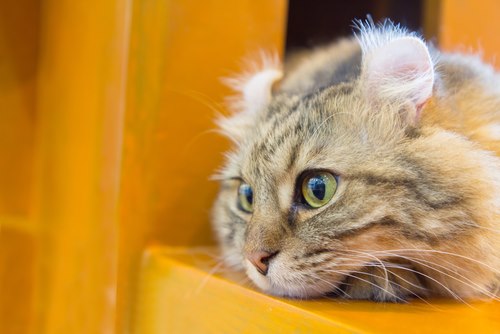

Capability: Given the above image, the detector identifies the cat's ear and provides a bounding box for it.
[359,28,434,122]
[239,68,283,114]
[218,59,282,143]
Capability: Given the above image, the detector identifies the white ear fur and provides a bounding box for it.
[358,25,434,117]
[218,57,282,143]
[241,69,283,114]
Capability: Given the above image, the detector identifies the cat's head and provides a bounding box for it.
[212,22,500,300]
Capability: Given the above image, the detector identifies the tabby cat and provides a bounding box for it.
[212,21,500,301]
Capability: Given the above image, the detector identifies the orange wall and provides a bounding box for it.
[0,0,37,218]
[0,1,38,333]
[117,1,287,331]
[440,0,500,68]
[34,0,130,332]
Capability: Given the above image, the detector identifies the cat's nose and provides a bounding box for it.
[247,250,278,276]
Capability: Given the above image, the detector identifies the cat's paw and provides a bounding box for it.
[339,266,428,302]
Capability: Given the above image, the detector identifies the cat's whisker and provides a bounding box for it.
[339,262,430,292]
[381,268,435,306]
[332,267,433,306]
[342,249,391,290]
[291,276,310,300]
[181,128,225,158]
[371,252,499,302]
[371,249,500,275]
[330,250,471,303]
[307,272,352,299]
[333,269,408,303]
[318,257,444,306]
[364,261,468,304]
[380,264,428,291]
[234,276,252,287]
[383,268,444,309]
[392,254,485,286]
[321,263,408,302]
[194,259,226,295]
[309,271,354,299]
[165,89,235,158]
[169,88,229,118]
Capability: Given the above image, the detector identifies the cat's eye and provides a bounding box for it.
[301,171,337,208]
[237,183,253,213]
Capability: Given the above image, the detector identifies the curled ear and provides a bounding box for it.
[217,56,282,143]
[239,69,283,114]
[358,23,434,122]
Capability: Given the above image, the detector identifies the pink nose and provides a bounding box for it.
[247,251,278,275]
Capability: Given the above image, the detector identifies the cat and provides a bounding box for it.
[211,20,500,302]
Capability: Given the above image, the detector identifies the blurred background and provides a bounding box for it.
[1,0,499,333]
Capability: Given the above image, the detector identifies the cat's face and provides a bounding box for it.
[212,23,500,301]
[213,89,481,299]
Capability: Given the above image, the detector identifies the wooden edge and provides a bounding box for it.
[132,246,360,334]
[132,246,500,334]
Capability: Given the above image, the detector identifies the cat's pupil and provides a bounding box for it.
[244,187,253,204]
[308,177,326,200]
[237,183,254,213]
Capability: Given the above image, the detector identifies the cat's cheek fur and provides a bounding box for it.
[211,190,248,270]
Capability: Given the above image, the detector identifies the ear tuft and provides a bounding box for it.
[218,52,282,143]
[355,20,435,119]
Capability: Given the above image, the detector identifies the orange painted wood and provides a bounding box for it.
[0,226,36,334]
[34,0,131,332]
[440,0,500,68]
[135,247,500,334]
[0,0,37,218]
[0,1,38,333]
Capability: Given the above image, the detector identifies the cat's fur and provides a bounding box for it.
[212,21,500,301]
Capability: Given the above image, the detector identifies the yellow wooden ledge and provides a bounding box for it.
[133,246,500,333]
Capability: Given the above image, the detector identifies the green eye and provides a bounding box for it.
[301,172,337,208]
[238,183,253,213]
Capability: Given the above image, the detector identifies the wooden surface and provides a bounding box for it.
[135,247,500,334]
